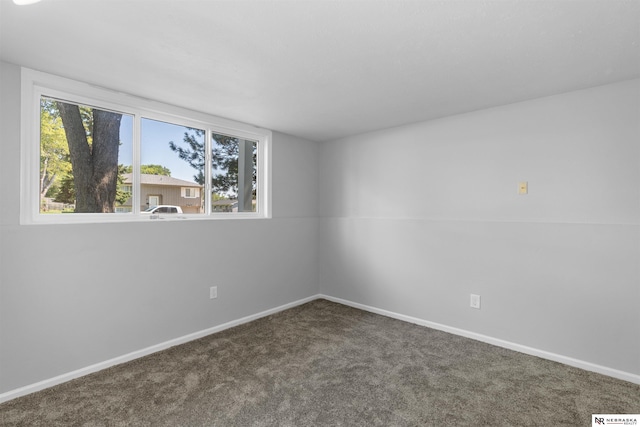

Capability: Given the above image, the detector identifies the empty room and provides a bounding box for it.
[0,0,638,425]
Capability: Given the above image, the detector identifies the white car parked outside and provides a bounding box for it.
[141,205,183,214]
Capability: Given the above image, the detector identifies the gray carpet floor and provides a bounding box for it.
[1,299,638,426]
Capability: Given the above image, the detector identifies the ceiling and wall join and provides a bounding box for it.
[1,0,638,142]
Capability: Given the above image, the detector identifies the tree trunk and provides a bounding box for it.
[91,110,122,212]
[57,102,122,213]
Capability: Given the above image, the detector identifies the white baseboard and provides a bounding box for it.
[318,294,640,385]
[0,295,318,404]
[2,293,637,404]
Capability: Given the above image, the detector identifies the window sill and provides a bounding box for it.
[21,212,269,225]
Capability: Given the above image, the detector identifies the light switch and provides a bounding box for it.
[518,181,528,195]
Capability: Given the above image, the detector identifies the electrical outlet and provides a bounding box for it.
[210,286,217,299]
[470,294,481,309]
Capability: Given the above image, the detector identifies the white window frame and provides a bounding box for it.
[182,187,200,199]
[20,68,272,224]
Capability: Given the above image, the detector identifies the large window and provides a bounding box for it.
[21,68,271,224]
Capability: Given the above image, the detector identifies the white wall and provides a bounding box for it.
[1,58,638,396]
[0,61,320,393]
[319,79,640,377]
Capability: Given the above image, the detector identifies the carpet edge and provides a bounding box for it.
[319,294,640,385]
[0,294,319,404]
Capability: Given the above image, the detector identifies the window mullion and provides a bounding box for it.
[132,113,142,214]
[205,128,212,215]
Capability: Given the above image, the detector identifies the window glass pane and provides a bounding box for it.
[140,118,205,214]
[39,97,133,214]
[211,133,258,213]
